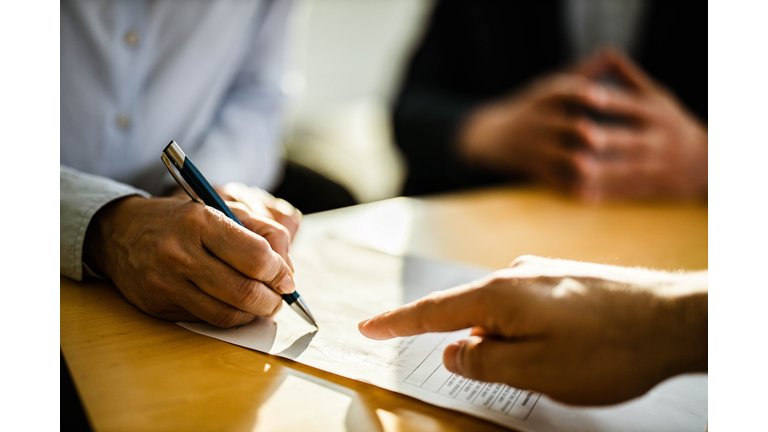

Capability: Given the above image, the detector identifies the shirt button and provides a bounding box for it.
[124,30,140,48]
[116,114,132,130]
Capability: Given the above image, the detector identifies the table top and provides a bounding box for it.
[60,186,707,432]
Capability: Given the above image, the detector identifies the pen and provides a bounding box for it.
[161,140,317,328]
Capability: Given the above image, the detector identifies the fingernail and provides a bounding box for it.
[358,319,370,328]
[445,340,467,375]
[278,274,295,294]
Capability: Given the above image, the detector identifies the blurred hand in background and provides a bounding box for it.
[458,49,707,201]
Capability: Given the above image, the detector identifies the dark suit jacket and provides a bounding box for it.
[393,0,707,196]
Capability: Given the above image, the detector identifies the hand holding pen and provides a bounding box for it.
[162,141,317,326]
[81,142,315,328]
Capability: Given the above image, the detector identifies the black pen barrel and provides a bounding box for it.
[179,158,244,226]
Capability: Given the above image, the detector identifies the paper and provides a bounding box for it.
[178,233,707,432]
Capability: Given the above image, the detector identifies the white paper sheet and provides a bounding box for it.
[178,234,707,431]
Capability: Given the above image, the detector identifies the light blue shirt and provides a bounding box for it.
[60,0,291,281]
[61,0,291,196]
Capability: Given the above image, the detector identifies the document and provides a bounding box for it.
[179,232,707,432]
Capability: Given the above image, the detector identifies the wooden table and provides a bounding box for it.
[60,186,707,432]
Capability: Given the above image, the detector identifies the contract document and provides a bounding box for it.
[179,232,707,432]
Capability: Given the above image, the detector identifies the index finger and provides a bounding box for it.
[228,203,292,263]
[220,183,300,239]
[358,282,491,340]
[266,198,301,240]
[198,205,294,294]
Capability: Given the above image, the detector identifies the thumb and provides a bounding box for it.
[444,336,524,385]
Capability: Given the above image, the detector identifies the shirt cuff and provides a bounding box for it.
[60,166,151,281]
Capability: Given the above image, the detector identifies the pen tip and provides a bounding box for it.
[290,299,317,328]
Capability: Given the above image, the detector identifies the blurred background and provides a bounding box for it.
[279,0,435,204]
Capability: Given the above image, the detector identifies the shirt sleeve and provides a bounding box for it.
[60,165,150,281]
[185,0,292,193]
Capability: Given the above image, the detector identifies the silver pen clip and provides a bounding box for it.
[161,146,204,204]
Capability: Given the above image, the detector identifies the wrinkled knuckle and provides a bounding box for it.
[155,238,191,268]
[235,278,265,309]
[267,262,289,289]
[141,271,165,292]
[277,224,291,243]
[413,295,435,312]
[213,309,246,329]
[244,237,273,276]
[233,278,282,317]
[155,237,175,257]
[143,272,166,291]
[139,280,175,317]
[267,223,292,249]
[179,201,204,224]
[412,297,438,334]
[252,235,272,254]
[142,302,170,319]
[142,272,175,298]
[265,297,282,317]
[181,203,212,239]
[142,300,182,321]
